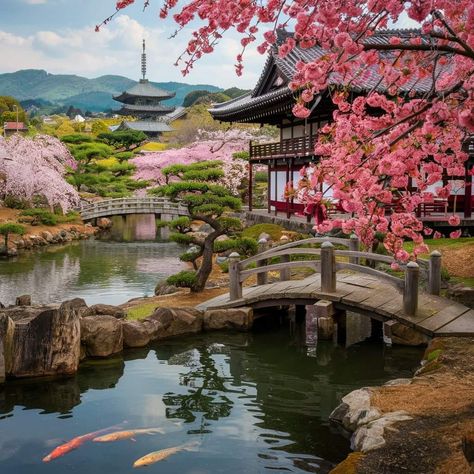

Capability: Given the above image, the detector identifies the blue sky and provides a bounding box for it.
[0,0,265,88]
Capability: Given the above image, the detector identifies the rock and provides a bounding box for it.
[122,321,151,348]
[215,256,228,265]
[384,378,412,386]
[146,307,203,340]
[447,285,474,309]
[0,301,4,309]
[330,387,372,431]
[203,308,253,331]
[61,298,88,317]
[15,295,31,306]
[258,232,272,242]
[351,411,412,452]
[154,280,179,296]
[390,323,429,346]
[96,218,112,230]
[141,319,161,340]
[0,315,15,382]
[10,302,81,378]
[82,304,125,319]
[40,231,54,243]
[80,315,123,357]
[0,305,58,322]
[18,215,39,225]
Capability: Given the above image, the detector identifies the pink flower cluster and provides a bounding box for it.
[0,135,80,212]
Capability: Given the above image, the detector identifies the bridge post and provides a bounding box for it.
[321,241,336,292]
[257,238,269,285]
[159,213,173,240]
[428,250,442,296]
[403,261,419,316]
[349,234,360,264]
[280,254,291,281]
[229,252,242,301]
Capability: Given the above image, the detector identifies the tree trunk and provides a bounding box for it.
[192,235,215,292]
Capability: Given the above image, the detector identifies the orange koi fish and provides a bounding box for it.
[93,428,164,443]
[43,423,124,462]
[133,441,200,468]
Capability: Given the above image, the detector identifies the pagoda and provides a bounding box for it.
[114,40,175,138]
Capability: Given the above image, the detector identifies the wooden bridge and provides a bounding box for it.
[199,236,474,338]
[80,197,188,221]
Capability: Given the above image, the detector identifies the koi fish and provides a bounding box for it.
[93,428,165,443]
[43,423,125,462]
[133,441,200,468]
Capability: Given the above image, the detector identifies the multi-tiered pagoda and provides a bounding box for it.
[114,40,175,138]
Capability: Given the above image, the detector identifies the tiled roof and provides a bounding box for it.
[210,29,440,122]
[3,122,28,130]
[119,121,173,133]
[116,104,175,114]
[114,79,175,101]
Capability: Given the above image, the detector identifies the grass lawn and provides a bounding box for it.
[127,302,157,320]
[403,237,474,254]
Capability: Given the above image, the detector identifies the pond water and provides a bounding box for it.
[0,240,185,306]
[0,328,423,474]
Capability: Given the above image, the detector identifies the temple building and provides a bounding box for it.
[114,40,175,138]
[210,30,473,226]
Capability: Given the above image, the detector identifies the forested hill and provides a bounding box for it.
[0,69,224,112]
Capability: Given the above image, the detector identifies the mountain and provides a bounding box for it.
[0,69,223,112]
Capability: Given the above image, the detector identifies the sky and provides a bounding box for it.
[0,0,266,88]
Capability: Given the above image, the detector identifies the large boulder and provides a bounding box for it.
[390,323,429,346]
[15,295,31,306]
[203,308,253,331]
[0,305,58,322]
[154,280,179,296]
[10,302,81,378]
[146,307,203,340]
[122,321,150,348]
[82,304,125,319]
[62,298,89,317]
[0,315,15,383]
[81,315,123,357]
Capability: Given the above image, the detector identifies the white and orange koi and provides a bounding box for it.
[133,441,200,468]
[93,428,164,443]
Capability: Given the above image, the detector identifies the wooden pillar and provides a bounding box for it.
[248,160,253,212]
[229,252,242,301]
[465,163,472,218]
[286,160,290,219]
[267,164,271,214]
[280,254,290,281]
[274,162,278,216]
[315,300,335,340]
[349,234,360,265]
[257,238,269,286]
[403,262,419,316]
[321,241,336,293]
[428,250,442,296]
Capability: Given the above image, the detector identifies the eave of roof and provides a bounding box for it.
[114,79,176,102]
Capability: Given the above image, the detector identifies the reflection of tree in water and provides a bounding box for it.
[162,345,238,431]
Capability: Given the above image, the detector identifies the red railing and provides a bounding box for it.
[250,135,318,160]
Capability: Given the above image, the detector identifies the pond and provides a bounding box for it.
[0,240,185,306]
[0,328,423,474]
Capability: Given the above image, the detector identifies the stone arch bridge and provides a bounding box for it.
[80,197,189,223]
[199,236,473,342]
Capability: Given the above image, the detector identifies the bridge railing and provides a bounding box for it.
[80,197,188,220]
[228,236,442,316]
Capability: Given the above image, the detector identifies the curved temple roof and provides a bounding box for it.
[209,29,443,123]
[114,79,176,103]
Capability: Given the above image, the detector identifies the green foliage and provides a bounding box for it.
[114,151,134,162]
[170,233,195,245]
[0,223,26,236]
[232,151,249,161]
[213,237,258,256]
[167,270,198,289]
[91,120,109,135]
[255,171,268,183]
[20,209,58,225]
[242,223,284,241]
[3,196,28,209]
[216,216,243,231]
[426,349,443,362]
[169,216,192,232]
[61,134,93,144]
[98,130,147,150]
[0,96,27,126]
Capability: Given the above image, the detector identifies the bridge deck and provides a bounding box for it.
[198,272,474,337]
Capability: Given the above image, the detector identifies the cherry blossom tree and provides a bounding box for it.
[132,129,271,195]
[102,0,473,260]
[0,135,80,212]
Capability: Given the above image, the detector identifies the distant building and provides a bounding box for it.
[73,115,85,123]
[113,40,176,139]
[3,122,28,137]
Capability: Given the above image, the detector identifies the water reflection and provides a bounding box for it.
[0,240,185,306]
[0,327,423,474]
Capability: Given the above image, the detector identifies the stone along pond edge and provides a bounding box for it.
[1,298,471,473]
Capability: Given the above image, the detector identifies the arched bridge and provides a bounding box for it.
[199,236,474,338]
[80,197,189,221]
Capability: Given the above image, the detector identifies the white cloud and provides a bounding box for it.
[0,15,264,88]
